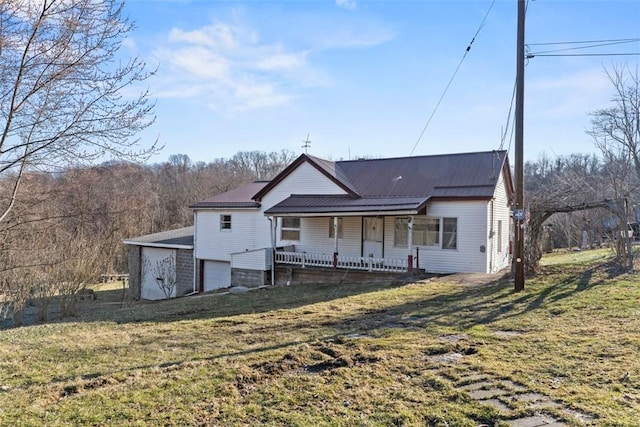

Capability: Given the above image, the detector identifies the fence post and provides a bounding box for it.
[333,252,338,269]
[407,255,413,272]
[301,253,306,268]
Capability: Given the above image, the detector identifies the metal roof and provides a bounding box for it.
[191,150,513,215]
[190,181,268,209]
[335,150,509,198]
[264,194,429,215]
[123,226,194,249]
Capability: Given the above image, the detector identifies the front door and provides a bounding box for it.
[363,217,384,258]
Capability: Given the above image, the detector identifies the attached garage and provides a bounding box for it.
[124,227,194,301]
[202,260,231,292]
[141,247,176,300]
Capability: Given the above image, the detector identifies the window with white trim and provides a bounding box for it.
[394,218,409,247]
[442,217,457,250]
[394,216,457,249]
[220,214,231,231]
[281,217,301,241]
[413,217,440,246]
[328,217,343,238]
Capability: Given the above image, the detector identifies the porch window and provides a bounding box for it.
[413,217,439,246]
[281,217,301,241]
[328,217,343,238]
[442,217,457,250]
[220,214,232,230]
[394,218,408,247]
[395,216,455,249]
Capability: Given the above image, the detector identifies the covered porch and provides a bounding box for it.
[265,194,430,276]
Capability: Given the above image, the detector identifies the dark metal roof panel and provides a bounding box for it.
[264,194,428,215]
[335,150,507,198]
[123,226,194,247]
[190,181,268,209]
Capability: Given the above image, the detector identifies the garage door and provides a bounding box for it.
[203,260,231,292]
[141,247,176,300]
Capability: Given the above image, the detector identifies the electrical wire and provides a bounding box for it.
[409,0,496,156]
[527,38,640,46]
[499,79,517,152]
[529,53,640,58]
[527,38,640,58]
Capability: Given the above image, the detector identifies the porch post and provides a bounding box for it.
[407,216,414,272]
[333,216,339,268]
[270,216,277,285]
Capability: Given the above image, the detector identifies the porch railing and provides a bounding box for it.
[275,250,408,273]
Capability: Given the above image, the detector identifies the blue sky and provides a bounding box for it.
[122,0,640,164]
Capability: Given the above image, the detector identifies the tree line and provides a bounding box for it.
[0,150,295,324]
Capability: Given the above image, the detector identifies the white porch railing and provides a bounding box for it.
[274,251,408,273]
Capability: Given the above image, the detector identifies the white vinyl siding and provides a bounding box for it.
[487,170,512,272]
[292,216,362,256]
[195,209,268,261]
[261,161,348,212]
[385,201,488,274]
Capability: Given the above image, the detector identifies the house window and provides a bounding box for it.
[394,218,408,247]
[220,214,231,230]
[442,217,457,250]
[413,217,440,246]
[328,217,343,238]
[395,216,456,249]
[497,220,503,253]
[281,217,300,241]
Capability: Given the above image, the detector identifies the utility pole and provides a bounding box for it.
[514,0,526,291]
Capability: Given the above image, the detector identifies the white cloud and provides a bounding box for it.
[336,0,357,11]
[152,14,392,112]
[153,21,323,111]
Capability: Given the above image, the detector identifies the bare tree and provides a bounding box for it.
[588,64,640,180]
[0,0,158,223]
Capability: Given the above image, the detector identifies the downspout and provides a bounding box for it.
[192,210,198,293]
[333,216,339,268]
[269,216,276,285]
[407,216,414,272]
[489,200,494,273]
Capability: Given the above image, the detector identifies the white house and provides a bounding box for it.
[189,150,514,290]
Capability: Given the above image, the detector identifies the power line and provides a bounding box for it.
[409,0,496,156]
[499,79,517,152]
[528,39,639,55]
[528,52,640,58]
[527,38,640,46]
[527,38,640,58]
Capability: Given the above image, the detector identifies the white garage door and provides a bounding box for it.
[141,247,176,300]
[203,261,231,292]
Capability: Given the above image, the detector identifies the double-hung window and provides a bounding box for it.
[442,218,457,250]
[281,217,301,241]
[220,214,232,231]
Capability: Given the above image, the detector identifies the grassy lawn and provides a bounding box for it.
[1,249,639,426]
